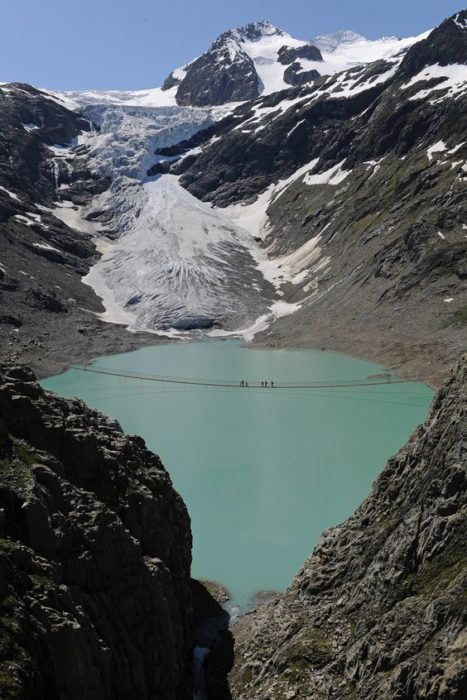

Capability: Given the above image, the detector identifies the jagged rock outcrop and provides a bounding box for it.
[283,64,321,87]
[398,9,467,81]
[230,358,467,699]
[277,44,323,65]
[0,367,194,699]
[162,26,261,107]
[175,34,258,107]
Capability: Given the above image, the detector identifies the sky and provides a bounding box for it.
[1,0,463,90]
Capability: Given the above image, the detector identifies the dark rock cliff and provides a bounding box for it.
[230,358,467,699]
[0,367,194,699]
[162,28,260,107]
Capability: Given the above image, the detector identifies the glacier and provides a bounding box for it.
[77,105,275,333]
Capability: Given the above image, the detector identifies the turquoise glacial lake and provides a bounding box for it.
[41,340,433,609]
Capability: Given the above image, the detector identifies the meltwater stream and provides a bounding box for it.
[41,340,433,610]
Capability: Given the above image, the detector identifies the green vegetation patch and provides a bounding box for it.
[446,305,467,327]
[0,437,39,496]
[282,626,334,672]
[0,593,27,699]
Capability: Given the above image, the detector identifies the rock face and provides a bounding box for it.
[162,21,324,106]
[171,31,259,107]
[0,367,193,699]
[162,24,263,107]
[283,63,320,87]
[230,358,467,699]
[277,44,323,65]
[398,10,467,81]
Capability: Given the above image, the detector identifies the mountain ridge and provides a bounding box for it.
[39,22,429,110]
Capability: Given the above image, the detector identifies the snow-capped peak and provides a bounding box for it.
[47,21,430,110]
[312,30,366,53]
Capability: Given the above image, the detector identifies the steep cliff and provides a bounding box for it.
[0,366,194,699]
[230,358,466,699]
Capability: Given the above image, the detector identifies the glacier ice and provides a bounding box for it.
[80,105,275,332]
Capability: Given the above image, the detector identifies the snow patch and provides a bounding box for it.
[303,160,351,186]
[447,142,465,155]
[363,157,385,177]
[208,298,302,342]
[402,63,467,102]
[0,186,20,201]
[427,140,447,161]
[453,13,467,30]
[33,242,61,253]
[14,213,42,226]
[51,202,103,234]
[222,158,320,241]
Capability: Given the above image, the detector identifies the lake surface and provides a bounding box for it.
[41,340,433,610]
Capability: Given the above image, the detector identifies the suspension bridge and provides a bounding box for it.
[70,364,435,391]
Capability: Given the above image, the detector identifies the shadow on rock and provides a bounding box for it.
[191,579,235,700]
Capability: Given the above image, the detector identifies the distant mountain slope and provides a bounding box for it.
[160,10,467,376]
[162,20,428,106]
[0,12,465,379]
[47,21,428,110]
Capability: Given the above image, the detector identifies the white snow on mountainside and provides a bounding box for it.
[14,19,452,338]
[49,85,179,111]
[227,22,429,95]
[308,29,431,76]
[49,22,429,108]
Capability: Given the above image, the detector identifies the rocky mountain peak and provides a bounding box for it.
[397,8,467,82]
[162,20,324,105]
[233,20,284,41]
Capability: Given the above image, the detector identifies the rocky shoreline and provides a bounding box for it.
[10,315,456,388]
